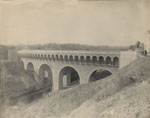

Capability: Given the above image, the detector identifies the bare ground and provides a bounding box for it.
[4,56,150,118]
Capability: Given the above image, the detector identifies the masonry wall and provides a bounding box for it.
[21,58,118,91]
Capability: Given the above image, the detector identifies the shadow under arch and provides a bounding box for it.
[106,56,112,66]
[89,69,112,82]
[59,66,80,90]
[39,64,53,92]
[113,57,119,67]
[26,62,35,79]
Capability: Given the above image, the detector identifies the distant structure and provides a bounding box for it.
[0,45,18,62]
[144,30,150,54]
[0,45,8,60]
[8,47,19,62]
[135,41,145,56]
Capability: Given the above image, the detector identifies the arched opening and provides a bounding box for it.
[39,64,53,92]
[64,55,68,62]
[60,55,63,62]
[113,57,119,67]
[38,54,40,59]
[59,66,80,89]
[75,56,79,64]
[26,62,35,80]
[106,57,112,66]
[52,55,55,61]
[48,55,51,60]
[69,55,73,63]
[89,69,112,82]
[99,56,104,65]
[44,54,47,60]
[86,56,91,64]
[41,54,44,60]
[56,55,59,61]
[92,56,97,65]
[80,56,84,64]
[35,54,37,59]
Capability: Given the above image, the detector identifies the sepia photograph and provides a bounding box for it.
[0,0,150,118]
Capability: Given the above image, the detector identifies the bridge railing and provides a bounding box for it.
[19,53,120,68]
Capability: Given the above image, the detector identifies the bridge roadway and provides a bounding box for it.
[18,50,124,91]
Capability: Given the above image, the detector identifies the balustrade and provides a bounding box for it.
[20,53,119,68]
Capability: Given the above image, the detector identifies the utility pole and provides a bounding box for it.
[0,60,5,118]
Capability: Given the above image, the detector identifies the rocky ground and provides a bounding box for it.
[3,56,150,118]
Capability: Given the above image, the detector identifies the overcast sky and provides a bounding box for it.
[0,0,149,46]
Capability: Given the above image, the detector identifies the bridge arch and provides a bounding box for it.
[39,64,53,91]
[89,69,112,82]
[59,66,80,89]
[26,62,35,79]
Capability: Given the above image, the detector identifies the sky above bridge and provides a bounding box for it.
[0,0,150,46]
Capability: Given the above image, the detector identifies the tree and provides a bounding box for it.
[136,41,141,48]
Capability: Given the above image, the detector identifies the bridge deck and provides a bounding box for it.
[18,50,120,55]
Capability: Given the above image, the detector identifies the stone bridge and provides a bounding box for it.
[18,50,137,91]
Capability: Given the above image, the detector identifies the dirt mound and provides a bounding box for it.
[2,61,42,105]
[69,57,150,118]
[69,80,150,118]
[5,57,150,118]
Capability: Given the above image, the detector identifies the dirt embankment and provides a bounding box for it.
[69,80,150,118]
[4,57,150,118]
[69,56,150,118]
[1,61,43,105]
